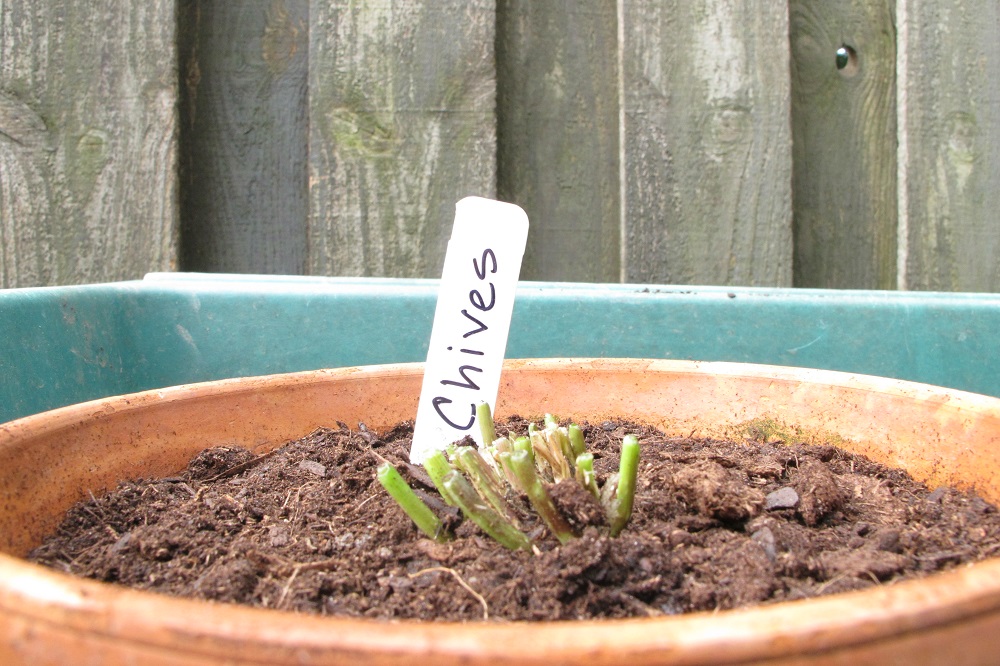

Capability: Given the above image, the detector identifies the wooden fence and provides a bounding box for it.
[2,1,998,291]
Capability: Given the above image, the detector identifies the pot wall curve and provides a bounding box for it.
[2,359,1000,664]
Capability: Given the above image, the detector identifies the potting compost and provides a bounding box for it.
[29,418,1000,621]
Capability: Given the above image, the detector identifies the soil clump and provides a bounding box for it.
[29,419,1000,621]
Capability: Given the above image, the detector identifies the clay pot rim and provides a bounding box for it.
[3,546,1000,659]
[3,358,1000,663]
[5,358,1000,438]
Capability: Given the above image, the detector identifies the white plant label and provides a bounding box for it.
[410,197,529,463]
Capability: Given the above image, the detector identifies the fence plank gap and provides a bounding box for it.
[790,0,897,289]
[178,0,309,275]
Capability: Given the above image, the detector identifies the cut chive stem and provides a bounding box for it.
[575,452,600,499]
[551,427,576,478]
[497,451,523,493]
[568,424,586,458]
[513,436,533,463]
[381,413,641,551]
[455,445,505,492]
[443,470,531,551]
[509,450,576,545]
[476,402,496,448]
[455,447,518,524]
[377,462,450,542]
[529,431,559,482]
[609,434,640,537]
[493,437,512,454]
[423,450,457,506]
[600,472,620,510]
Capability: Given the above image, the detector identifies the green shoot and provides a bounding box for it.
[550,427,576,477]
[443,470,531,551]
[492,450,516,488]
[529,430,557,480]
[600,472,619,509]
[497,450,523,494]
[568,424,586,458]
[509,449,576,545]
[453,445,505,492]
[423,450,457,505]
[454,446,519,524]
[493,437,513,455]
[609,434,640,537]
[574,452,600,499]
[377,462,450,542]
[375,403,642,553]
[476,402,496,449]
[513,436,533,462]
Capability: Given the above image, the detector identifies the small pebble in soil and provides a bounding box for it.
[765,487,800,511]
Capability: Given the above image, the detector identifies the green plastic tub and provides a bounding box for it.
[2,273,999,424]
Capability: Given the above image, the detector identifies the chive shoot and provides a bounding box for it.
[377,462,450,542]
[455,446,518,524]
[568,424,586,458]
[423,449,458,505]
[476,401,496,449]
[509,449,576,544]
[375,408,641,553]
[609,434,640,537]
[443,470,531,551]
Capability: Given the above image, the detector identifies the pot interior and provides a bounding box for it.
[3,359,1000,666]
[3,359,1000,557]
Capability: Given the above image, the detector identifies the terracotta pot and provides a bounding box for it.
[2,358,1000,664]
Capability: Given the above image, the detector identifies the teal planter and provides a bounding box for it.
[3,273,999,424]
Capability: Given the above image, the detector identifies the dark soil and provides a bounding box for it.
[29,419,1000,621]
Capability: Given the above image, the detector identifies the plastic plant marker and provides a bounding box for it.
[410,197,529,463]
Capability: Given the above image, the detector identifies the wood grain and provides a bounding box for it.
[898,0,1000,291]
[307,0,496,278]
[496,0,621,283]
[0,1,177,288]
[178,0,309,275]
[3,1,997,293]
[621,0,793,286]
[789,0,897,289]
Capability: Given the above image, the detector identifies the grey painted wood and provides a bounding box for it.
[496,0,621,283]
[621,0,793,286]
[178,0,309,275]
[2,1,997,294]
[898,0,1000,291]
[789,0,897,289]
[307,0,496,278]
[0,1,177,288]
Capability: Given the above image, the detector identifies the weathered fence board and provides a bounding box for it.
[789,0,898,289]
[0,0,177,288]
[307,0,496,278]
[178,0,309,275]
[621,0,794,286]
[898,0,1000,292]
[3,1,999,293]
[496,0,621,283]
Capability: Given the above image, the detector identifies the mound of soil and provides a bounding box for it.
[29,419,1000,621]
